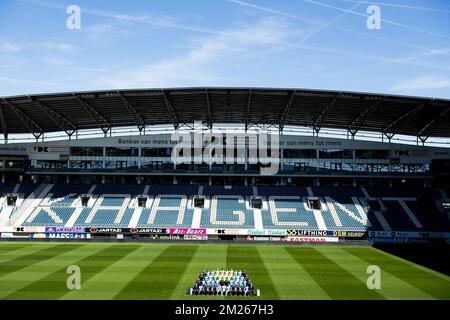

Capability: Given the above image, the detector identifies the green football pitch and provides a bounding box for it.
[0,242,449,300]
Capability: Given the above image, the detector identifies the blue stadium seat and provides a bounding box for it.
[12,184,450,232]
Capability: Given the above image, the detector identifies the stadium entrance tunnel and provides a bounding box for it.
[6,193,18,206]
[250,196,263,209]
[137,195,148,207]
[307,197,321,210]
[194,196,205,208]
[81,194,90,207]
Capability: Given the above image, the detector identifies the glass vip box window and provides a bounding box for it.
[106,147,134,157]
[355,149,389,159]
[141,148,172,157]
[70,147,103,156]
[283,149,316,158]
[319,149,353,159]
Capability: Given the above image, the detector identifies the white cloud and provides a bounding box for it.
[419,48,450,58]
[83,24,116,41]
[43,41,74,51]
[0,54,27,68]
[43,57,74,66]
[19,0,219,35]
[0,40,22,53]
[113,13,177,27]
[1,39,75,57]
[92,17,295,88]
[226,0,450,59]
[390,76,450,91]
[0,76,61,87]
[81,7,219,35]
[80,24,137,44]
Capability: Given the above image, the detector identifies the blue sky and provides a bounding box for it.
[1,0,450,98]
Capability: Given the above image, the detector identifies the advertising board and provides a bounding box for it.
[285,236,339,243]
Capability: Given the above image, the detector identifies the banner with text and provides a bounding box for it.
[45,227,85,233]
[286,236,339,243]
[165,228,207,235]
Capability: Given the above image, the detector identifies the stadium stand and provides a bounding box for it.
[1,88,449,240]
[201,195,254,228]
[138,196,193,228]
[265,196,319,229]
[3,183,450,232]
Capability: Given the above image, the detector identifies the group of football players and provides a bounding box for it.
[190,270,254,296]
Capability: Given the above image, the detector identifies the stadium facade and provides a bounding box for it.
[0,87,449,244]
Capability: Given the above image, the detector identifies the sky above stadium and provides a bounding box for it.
[0,0,449,98]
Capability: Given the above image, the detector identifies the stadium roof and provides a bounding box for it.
[1,87,450,142]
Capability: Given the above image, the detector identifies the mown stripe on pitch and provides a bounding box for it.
[0,244,83,279]
[315,247,434,300]
[286,247,384,300]
[61,243,170,300]
[4,244,140,300]
[0,243,33,254]
[257,245,330,300]
[114,244,198,299]
[0,243,56,265]
[0,243,40,267]
[226,245,279,299]
[343,247,450,300]
[171,244,228,300]
[0,244,108,299]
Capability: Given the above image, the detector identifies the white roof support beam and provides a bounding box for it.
[0,103,8,141]
[4,99,43,139]
[313,95,339,134]
[30,97,77,136]
[245,89,252,131]
[117,91,145,131]
[348,99,383,136]
[205,88,213,129]
[73,94,111,133]
[161,89,179,130]
[280,90,297,131]
[383,103,426,138]
[417,106,450,142]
